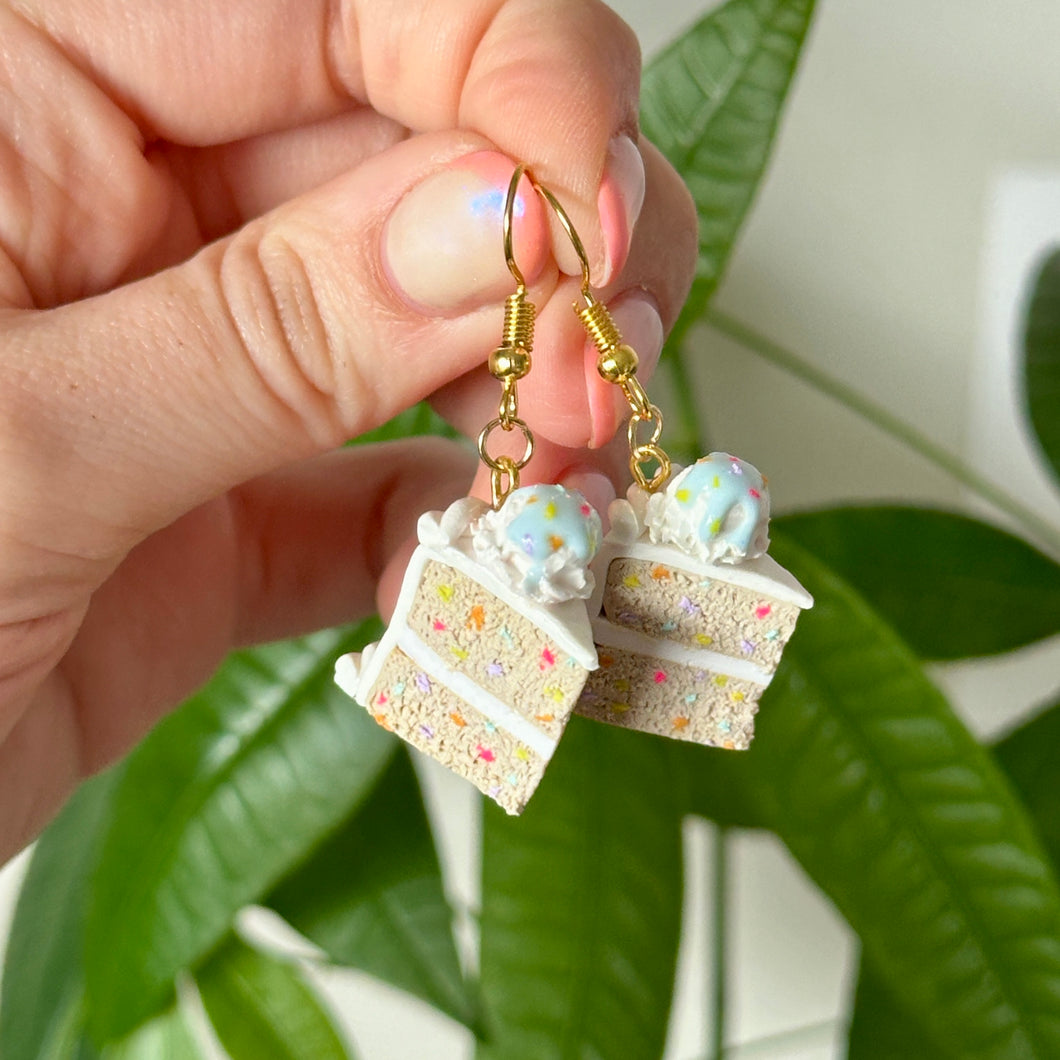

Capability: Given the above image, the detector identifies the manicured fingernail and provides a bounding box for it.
[384,153,547,313]
[586,290,663,449]
[598,136,646,285]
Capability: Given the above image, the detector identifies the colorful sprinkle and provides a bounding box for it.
[654,671,668,684]
[699,579,713,588]
[489,785,502,798]
[540,647,556,669]
[719,720,732,733]
[485,721,497,732]
[521,533,535,555]
[680,597,700,614]
[673,717,690,731]
[515,747,531,762]
[437,584,454,602]
[723,740,735,750]
[755,604,772,620]
[468,605,486,630]
[486,662,504,678]
[580,503,592,516]
[599,654,614,668]
[450,712,467,727]
[661,620,677,632]
[731,691,746,703]
[623,574,641,588]
[566,656,579,667]
[544,500,557,520]
[651,565,671,580]
[749,488,761,499]
[544,685,566,703]
[392,682,406,695]
[506,772,519,785]
[614,678,631,692]
[419,724,435,739]
[477,745,496,762]
[535,713,555,723]
[766,629,780,641]
[415,673,431,693]
[675,488,691,503]
[710,518,722,534]
[376,692,387,706]
[433,620,447,632]
[610,702,631,713]
[695,671,706,682]
[373,713,392,730]
[685,693,698,704]
[696,633,714,646]
[712,475,721,488]
[548,534,565,551]
[500,626,515,647]
[740,639,756,655]
[714,675,729,687]
[449,646,469,660]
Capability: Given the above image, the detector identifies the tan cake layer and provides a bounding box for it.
[407,559,586,740]
[577,645,763,749]
[365,647,548,815]
[602,557,800,672]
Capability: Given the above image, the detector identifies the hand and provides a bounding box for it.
[0,0,696,860]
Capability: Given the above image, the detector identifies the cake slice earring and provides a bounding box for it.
[334,166,602,814]
[531,177,813,750]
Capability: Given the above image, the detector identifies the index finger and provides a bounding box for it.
[14,0,643,273]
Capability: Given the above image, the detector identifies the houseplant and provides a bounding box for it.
[3,0,1060,1056]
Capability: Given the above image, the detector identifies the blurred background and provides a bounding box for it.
[3,1,1059,1056]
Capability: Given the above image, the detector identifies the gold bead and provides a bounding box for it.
[489,345,532,380]
[597,343,639,383]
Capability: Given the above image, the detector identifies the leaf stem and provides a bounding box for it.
[710,825,729,1060]
[702,307,1060,556]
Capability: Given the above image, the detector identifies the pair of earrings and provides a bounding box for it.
[335,166,813,814]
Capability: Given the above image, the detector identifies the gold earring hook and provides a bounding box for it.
[478,165,537,509]
[529,171,672,493]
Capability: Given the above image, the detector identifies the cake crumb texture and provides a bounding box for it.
[365,647,548,814]
[577,646,763,748]
[602,557,800,670]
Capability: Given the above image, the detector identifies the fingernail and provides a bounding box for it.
[384,153,548,313]
[586,290,664,449]
[598,136,646,286]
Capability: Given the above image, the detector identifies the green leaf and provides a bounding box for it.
[196,936,353,1060]
[477,718,684,1060]
[1023,247,1060,485]
[641,0,816,340]
[0,769,119,1060]
[267,748,480,1030]
[994,695,1060,881]
[100,1005,203,1060]
[83,622,396,1045]
[776,507,1060,659]
[669,739,768,829]
[754,532,1060,1057]
[846,962,950,1059]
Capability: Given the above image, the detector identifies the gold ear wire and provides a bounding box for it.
[530,172,671,492]
[477,165,537,509]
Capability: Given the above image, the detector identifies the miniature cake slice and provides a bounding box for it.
[576,453,812,749]
[336,485,601,814]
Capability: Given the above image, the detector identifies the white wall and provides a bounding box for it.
[3,2,1059,1057]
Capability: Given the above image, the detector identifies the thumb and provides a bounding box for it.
[1,134,556,566]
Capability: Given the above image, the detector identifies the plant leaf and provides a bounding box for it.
[83,622,396,1045]
[196,936,354,1060]
[267,748,480,1030]
[1023,247,1060,485]
[0,769,119,1060]
[100,1005,203,1060]
[845,693,1060,1058]
[776,506,1060,659]
[352,401,461,447]
[993,694,1060,879]
[476,718,684,1060]
[846,961,951,1059]
[753,532,1060,1057]
[668,739,768,829]
[641,0,816,342]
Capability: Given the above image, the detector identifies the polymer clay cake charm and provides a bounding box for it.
[335,485,601,813]
[576,453,813,748]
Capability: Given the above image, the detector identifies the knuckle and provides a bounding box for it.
[217,224,365,448]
